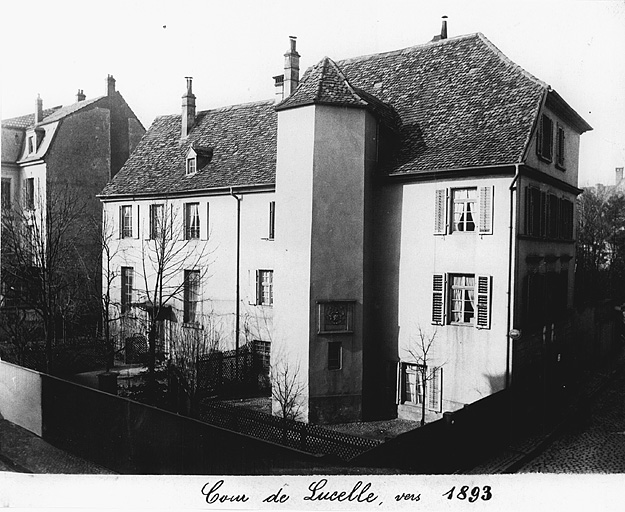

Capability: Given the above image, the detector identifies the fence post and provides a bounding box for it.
[300,424,308,451]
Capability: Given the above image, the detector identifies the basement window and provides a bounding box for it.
[328,342,342,370]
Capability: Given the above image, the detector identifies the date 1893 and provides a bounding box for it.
[442,485,492,502]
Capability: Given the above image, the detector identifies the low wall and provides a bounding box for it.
[0,360,43,436]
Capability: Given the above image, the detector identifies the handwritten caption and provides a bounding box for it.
[200,479,493,507]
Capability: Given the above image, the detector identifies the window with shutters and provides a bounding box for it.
[525,188,574,240]
[400,363,442,412]
[120,205,133,238]
[149,204,164,240]
[121,266,133,314]
[547,194,559,239]
[183,269,200,324]
[256,269,273,306]
[184,202,200,240]
[537,114,554,162]
[432,273,492,329]
[434,186,493,235]
[555,124,566,169]
[24,178,35,210]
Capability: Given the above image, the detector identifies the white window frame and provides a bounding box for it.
[449,274,476,325]
[434,186,493,235]
[120,205,133,238]
[400,363,442,412]
[184,202,200,240]
[186,156,197,176]
[256,269,274,306]
[432,273,492,329]
[451,188,477,232]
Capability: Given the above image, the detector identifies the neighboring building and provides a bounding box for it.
[1,76,144,320]
[99,25,591,424]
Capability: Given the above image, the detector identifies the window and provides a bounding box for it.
[328,342,342,370]
[450,275,475,324]
[524,187,544,237]
[183,269,200,324]
[120,205,133,238]
[256,270,274,305]
[268,201,275,240]
[121,267,133,313]
[400,363,442,412]
[24,178,35,210]
[186,157,196,176]
[537,114,554,162]
[1,178,10,210]
[28,135,35,154]
[254,340,271,371]
[150,204,164,240]
[452,188,476,232]
[184,203,200,239]
[525,187,574,240]
[560,199,574,240]
[434,186,493,235]
[432,273,492,329]
[556,124,565,169]
[547,194,560,239]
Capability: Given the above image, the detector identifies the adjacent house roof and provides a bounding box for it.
[101,32,590,197]
[2,107,63,129]
[100,100,277,197]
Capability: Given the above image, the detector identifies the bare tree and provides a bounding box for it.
[1,183,89,372]
[133,200,212,401]
[271,353,306,423]
[407,326,442,426]
[168,311,223,414]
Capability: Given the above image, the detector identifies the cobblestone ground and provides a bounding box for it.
[518,368,625,473]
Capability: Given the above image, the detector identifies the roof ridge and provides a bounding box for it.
[475,33,548,90]
[338,32,482,66]
[324,57,368,105]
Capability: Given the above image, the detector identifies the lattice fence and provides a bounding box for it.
[198,400,381,461]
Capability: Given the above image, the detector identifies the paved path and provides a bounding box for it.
[0,419,115,474]
[516,366,625,473]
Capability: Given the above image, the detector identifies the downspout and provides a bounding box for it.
[506,164,521,388]
[230,188,242,373]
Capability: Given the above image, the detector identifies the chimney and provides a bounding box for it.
[76,89,86,102]
[283,36,300,98]
[106,74,116,96]
[181,77,196,138]
[34,94,43,124]
[441,15,448,40]
[273,74,284,103]
[616,167,624,186]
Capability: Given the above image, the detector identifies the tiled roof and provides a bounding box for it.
[102,32,556,196]
[288,33,547,174]
[2,107,62,129]
[100,100,276,196]
[2,96,105,129]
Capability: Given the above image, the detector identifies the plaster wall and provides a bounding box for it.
[103,190,275,350]
[0,361,42,436]
[397,176,513,413]
[273,105,316,421]
[525,104,581,188]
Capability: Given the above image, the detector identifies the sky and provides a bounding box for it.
[1,0,624,187]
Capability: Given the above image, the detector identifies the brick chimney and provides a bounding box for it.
[283,36,300,98]
[106,75,116,96]
[273,74,284,103]
[34,94,43,124]
[76,89,86,102]
[616,167,624,186]
[181,77,196,138]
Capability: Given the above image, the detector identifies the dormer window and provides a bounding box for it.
[28,135,35,155]
[186,156,197,176]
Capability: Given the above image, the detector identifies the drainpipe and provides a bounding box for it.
[230,187,242,374]
[506,164,521,388]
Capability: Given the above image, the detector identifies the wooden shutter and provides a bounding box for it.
[118,205,123,239]
[255,270,261,305]
[432,273,446,325]
[200,201,210,240]
[269,201,275,239]
[478,186,494,235]
[536,115,543,157]
[434,189,448,235]
[133,204,140,239]
[395,362,402,404]
[476,275,492,329]
[427,367,443,412]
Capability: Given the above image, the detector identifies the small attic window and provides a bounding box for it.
[186,156,197,176]
[28,135,35,155]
